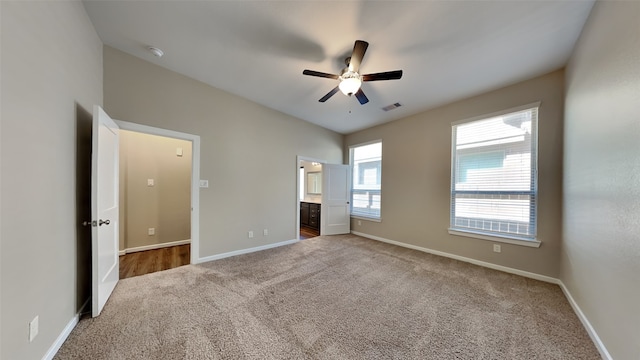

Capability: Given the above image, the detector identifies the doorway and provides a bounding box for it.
[116,120,201,272]
[296,156,323,240]
[118,130,191,277]
[297,157,324,240]
[296,156,352,240]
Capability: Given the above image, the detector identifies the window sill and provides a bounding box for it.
[351,216,382,223]
[448,229,541,248]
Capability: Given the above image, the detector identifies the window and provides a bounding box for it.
[350,141,382,220]
[450,104,539,244]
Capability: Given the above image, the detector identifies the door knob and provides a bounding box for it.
[99,219,111,226]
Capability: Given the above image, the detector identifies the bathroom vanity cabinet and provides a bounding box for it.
[300,202,321,232]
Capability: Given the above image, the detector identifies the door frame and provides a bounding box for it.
[116,120,201,264]
[296,155,327,240]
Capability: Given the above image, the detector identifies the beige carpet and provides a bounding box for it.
[55,235,600,359]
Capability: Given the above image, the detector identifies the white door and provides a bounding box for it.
[91,105,120,317]
[321,164,351,235]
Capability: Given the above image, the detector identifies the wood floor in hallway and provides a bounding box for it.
[119,244,190,279]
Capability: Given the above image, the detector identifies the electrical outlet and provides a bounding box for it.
[357,220,362,226]
[248,231,254,238]
[493,244,501,253]
[147,179,154,186]
[148,228,155,236]
[199,180,209,188]
[29,316,39,342]
[263,229,268,236]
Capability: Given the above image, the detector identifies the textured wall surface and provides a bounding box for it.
[562,1,640,358]
[0,2,103,359]
[119,130,192,251]
[104,46,343,258]
[345,70,565,278]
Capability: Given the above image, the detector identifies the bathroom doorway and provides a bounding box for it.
[297,157,324,240]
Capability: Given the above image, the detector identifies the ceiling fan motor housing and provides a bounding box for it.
[339,70,362,96]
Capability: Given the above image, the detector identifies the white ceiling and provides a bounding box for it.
[83,0,594,134]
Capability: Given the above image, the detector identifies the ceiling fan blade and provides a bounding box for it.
[319,86,340,102]
[303,69,339,80]
[348,40,369,73]
[354,89,369,105]
[362,70,403,82]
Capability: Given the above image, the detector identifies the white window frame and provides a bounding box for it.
[349,140,382,222]
[449,103,541,248]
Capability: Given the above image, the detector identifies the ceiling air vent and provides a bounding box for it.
[382,102,402,112]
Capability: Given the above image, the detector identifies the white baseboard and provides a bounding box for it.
[351,231,612,359]
[195,239,298,264]
[557,281,612,360]
[120,239,191,255]
[43,298,89,360]
[351,231,557,283]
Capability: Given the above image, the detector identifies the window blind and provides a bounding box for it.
[350,141,382,219]
[450,106,538,240]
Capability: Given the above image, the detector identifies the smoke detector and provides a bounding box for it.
[147,46,164,58]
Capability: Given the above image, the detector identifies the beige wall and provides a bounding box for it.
[0,1,103,359]
[119,130,192,251]
[104,46,343,257]
[345,70,564,278]
[562,1,640,359]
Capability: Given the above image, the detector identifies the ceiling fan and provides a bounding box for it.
[303,40,403,105]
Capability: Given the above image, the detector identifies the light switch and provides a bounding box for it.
[199,180,209,188]
[176,147,183,157]
[29,316,39,342]
[147,179,154,186]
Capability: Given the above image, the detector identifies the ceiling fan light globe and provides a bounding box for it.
[339,77,362,96]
